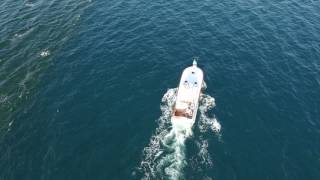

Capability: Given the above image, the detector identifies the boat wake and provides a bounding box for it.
[188,94,222,179]
[198,94,221,134]
[136,88,221,180]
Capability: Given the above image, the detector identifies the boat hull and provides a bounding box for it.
[171,63,204,129]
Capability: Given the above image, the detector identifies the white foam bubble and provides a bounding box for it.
[25,3,35,7]
[0,95,8,104]
[40,50,50,57]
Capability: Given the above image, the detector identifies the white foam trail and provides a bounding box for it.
[196,138,213,167]
[199,94,221,134]
[190,93,222,177]
[139,88,191,180]
[138,88,221,180]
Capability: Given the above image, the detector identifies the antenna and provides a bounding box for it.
[192,57,199,66]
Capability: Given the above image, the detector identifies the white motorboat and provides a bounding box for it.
[171,60,204,129]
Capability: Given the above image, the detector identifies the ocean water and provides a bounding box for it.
[0,0,319,179]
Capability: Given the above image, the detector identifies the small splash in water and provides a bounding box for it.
[40,50,50,57]
[14,33,23,38]
[0,95,9,104]
[7,121,14,132]
[25,3,35,7]
[24,0,37,7]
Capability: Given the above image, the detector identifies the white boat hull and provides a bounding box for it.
[171,61,204,129]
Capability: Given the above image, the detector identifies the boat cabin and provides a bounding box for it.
[173,101,194,119]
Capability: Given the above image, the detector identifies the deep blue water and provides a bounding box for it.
[1,0,320,179]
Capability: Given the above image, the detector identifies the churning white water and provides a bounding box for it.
[138,88,221,180]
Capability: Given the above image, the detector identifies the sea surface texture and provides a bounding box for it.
[0,0,319,180]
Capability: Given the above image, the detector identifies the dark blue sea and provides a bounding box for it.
[0,0,319,179]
